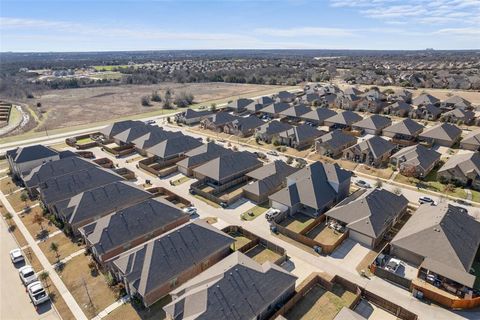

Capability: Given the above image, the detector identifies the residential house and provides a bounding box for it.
[315,130,358,158]
[99,120,145,141]
[192,151,262,187]
[412,93,440,106]
[113,123,152,145]
[351,115,392,135]
[460,130,480,151]
[276,91,296,103]
[300,108,337,126]
[324,111,363,130]
[383,118,424,143]
[418,123,462,147]
[146,135,204,163]
[326,188,408,248]
[111,220,235,307]
[437,152,480,190]
[6,145,60,179]
[260,102,291,118]
[320,93,338,108]
[245,96,274,113]
[200,112,238,132]
[22,156,97,194]
[223,115,264,137]
[80,198,189,264]
[344,87,363,96]
[226,98,254,113]
[53,180,151,234]
[176,142,234,176]
[163,251,297,320]
[131,128,184,156]
[357,95,386,113]
[383,101,413,117]
[390,145,441,178]
[175,109,214,125]
[269,161,352,217]
[388,89,412,103]
[335,93,362,111]
[243,160,299,203]
[442,108,475,125]
[278,124,325,149]
[255,121,293,143]
[343,136,395,167]
[39,166,124,211]
[302,92,321,105]
[390,203,480,298]
[441,96,472,111]
[409,104,442,121]
[279,104,312,121]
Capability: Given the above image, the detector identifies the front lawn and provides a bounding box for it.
[0,177,20,194]
[356,164,393,180]
[241,202,269,221]
[171,176,190,186]
[38,233,84,264]
[6,192,38,212]
[20,206,59,240]
[103,295,171,320]
[59,254,117,319]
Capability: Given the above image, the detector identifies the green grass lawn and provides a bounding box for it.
[241,202,269,221]
[171,176,190,186]
[93,65,131,71]
[76,137,94,145]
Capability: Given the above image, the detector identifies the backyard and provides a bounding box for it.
[227,231,253,251]
[305,224,343,246]
[285,284,357,320]
[244,244,282,265]
[280,214,315,233]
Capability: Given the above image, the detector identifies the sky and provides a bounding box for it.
[0,0,479,52]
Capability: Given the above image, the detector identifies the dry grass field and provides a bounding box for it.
[18,83,286,131]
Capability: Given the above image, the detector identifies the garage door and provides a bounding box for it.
[349,230,373,248]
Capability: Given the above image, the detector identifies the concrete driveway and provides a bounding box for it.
[0,218,59,320]
[328,239,371,272]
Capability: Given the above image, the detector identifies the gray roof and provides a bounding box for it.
[245,102,265,113]
[279,124,324,143]
[279,104,311,118]
[387,101,413,113]
[112,220,235,298]
[260,102,290,115]
[22,156,97,189]
[131,127,183,150]
[147,136,203,159]
[204,112,238,126]
[39,166,124,207]
[6,145,58,164]
[227,98,254,112]
[443,108,475,121]
[176,142,234,169]
[301,108,337,122]
[114,124,152,144]
[163,251,297,320]
[193,151,262,182]
[383,118,424,136]
[346,136,395,160]
[244,161,298,196]
[80,197,188,258]
[412,94,440,106]
[461,130,480,147]
[270,161,351,210]
[230,116,265,132]
[316,130,357,151]
[324,111,362,126]
[352,115,392,131]
[444,96,472,109]
[391,203,480,287]
[257,96,274,106]
[256,120,293,136]
[438,151,480,177]
[419,123,462,142]
[391,145,441,173]
[344,87,363,96]
[182,109,214,120]
[326,188,408,238]
[100,120,145,138]
[54,180,151,226]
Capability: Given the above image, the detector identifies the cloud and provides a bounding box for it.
[433,27,480,36]
[255,27,356,37]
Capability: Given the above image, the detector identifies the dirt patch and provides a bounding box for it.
[0,176,20,194]
[14,83,285,132]
[23,246,43,272]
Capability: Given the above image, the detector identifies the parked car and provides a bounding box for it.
[183,206,197,216]
[419,197,435,205]
[19,265,37,286]
[265,208,281,222]
[455,199,471,206]
[355,180,371,188]
[385,258,402,273]
[27,281,49,306]
[267,150,278,156]
[144,119,156,125]
[9,248,24,264]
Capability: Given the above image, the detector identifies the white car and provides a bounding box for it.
[355,180,371,188]
[183,206,197,216]
[19,265,37,286]
[27,281,49,306]
[265,208,281,221]
[10,248,24,264]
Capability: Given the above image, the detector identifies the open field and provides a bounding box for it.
[5,83,287,135]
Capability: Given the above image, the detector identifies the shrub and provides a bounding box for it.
[151,90,162,102]
[141,96,151,106]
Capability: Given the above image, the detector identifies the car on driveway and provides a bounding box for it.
[419,197,435,205]
[455,199,471,206]
[9,248,24,264]
[265,208,281,222]
[385,258,403,273]
[19,265,37,286]
[27,281,49,306]
[355,180,371,188]
[267,150,278,156]
[183,206,197,216]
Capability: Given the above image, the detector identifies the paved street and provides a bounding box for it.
[0,217,59,320]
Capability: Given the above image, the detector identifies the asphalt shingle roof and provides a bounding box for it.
[147,136,203,159]
[176,142,234,169]
[352,115,392,131]
[324,111,362,126]
[419,123,462,142]
[391,145,441,172]
[6,145,58,164]
[383,118,424,136]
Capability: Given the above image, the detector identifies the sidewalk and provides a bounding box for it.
[0,191,88,320]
